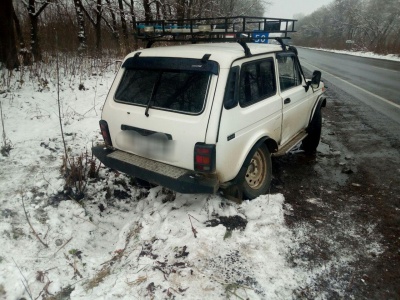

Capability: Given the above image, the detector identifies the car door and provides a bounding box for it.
[217,56,282,183]
[277,52,314,145]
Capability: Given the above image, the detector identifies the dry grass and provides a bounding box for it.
[85,224,142,291]
[86,267,111,291]
[126,276,148,286]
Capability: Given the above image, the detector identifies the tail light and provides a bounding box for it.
[194,143,216,172]
[99,120,113,147]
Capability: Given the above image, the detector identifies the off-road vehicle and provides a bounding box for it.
[93,16,326,199]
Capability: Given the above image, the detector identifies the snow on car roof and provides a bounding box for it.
[125,43,284,69]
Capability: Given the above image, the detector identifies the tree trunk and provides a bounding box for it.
[12,1,31,65]
[73,0,87,53]
[176,0,185,19]
[105,0,120,50]
[28,0,42,61]
[95,0,102,52]
[162,2,169,19]
[127,0,138,49]
[118,0,129,52]
[155,0,161,20]
[79,0,105,53]
[143,0,152,22]
[12,5,25,49]
[187,0,192,19]
[26,0,50,62]
[0,0,19,69]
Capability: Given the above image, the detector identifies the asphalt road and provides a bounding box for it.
[271,50,400,298]
[297,48,400,126]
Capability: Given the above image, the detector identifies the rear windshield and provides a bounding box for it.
[115,69,211,114]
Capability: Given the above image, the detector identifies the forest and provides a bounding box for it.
[293,0,400,54]
[0,0,268,69]
[0,0,399,70]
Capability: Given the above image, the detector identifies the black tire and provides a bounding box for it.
[242,144,272,200]
[302,107,322,154]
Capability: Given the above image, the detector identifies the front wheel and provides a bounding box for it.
[242,144,272,200]
[302,107,322,154]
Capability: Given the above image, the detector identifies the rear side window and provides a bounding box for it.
[277,53,302,91]
[223,66,239,109]
[239,58,276,107]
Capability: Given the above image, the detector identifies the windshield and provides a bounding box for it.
[115,69,211,115]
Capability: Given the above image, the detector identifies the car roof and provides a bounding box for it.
[126,43,283,69]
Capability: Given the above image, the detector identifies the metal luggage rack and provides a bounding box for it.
[135,16,297,45]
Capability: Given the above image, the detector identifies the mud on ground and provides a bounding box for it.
[271,81,400,299]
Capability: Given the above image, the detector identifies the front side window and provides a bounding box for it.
[277,54,302,91]
[239,58,276,107]
[115,69,211,114]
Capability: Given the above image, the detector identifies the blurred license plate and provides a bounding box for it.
[135,133,175,159]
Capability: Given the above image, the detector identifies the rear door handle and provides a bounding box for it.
[284,98,291,104]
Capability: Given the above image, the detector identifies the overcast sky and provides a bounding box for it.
[267,0,333,19]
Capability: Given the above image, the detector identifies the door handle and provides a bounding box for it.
[284,98,291,104]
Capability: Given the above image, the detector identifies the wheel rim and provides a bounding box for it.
[245,149,267,189]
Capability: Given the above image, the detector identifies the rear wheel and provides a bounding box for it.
[302,107,322,154]
[242,144,272,200]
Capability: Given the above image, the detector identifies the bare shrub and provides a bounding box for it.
[61,150,101,200]
[54,50,103,201]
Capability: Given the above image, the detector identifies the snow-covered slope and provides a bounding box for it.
[0,56,383,299]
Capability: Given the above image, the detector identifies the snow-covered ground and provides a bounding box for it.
[305,47,400,62]
[0,54,384,299]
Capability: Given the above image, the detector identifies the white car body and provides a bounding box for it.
[93,42,326,197]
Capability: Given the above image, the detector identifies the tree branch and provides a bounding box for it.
[81,0,97,26]
[12,258,34,300]
[21,0,29,8]
[35,0,53,18]
[21,196,49,248]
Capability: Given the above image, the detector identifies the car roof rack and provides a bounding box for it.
[135,16,297,54]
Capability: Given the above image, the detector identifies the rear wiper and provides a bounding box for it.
[145,72,163,117]
[144,97,152,117]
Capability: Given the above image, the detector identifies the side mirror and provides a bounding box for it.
[311,70,321,89]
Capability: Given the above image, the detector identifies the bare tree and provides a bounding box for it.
[6,0,279,55]
[294,0,400,53]
[142,0,152,22]
[23,0,53,61]
[0,0,19,69]
[12,2,32,66]
[176,0,185,19]
[123,0,138,49]
[12,8,25,49]
[80,0,103,52]
[95,0,103,51]
[363,0,400,53]
[104,0,121,50]
[118,0,130,52]
[73,0,88,53]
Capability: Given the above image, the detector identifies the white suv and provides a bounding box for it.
[93,17,326,199]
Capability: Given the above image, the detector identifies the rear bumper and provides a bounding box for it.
[92,145,219,194]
